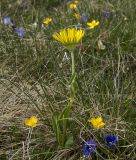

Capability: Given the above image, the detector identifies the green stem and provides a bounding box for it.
[58,49,76,146]
[70,50,75,76]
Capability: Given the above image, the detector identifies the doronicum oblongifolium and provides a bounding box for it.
[52,28,85,49]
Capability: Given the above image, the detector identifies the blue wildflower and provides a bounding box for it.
[105,134,117,147]
[81,14,87,22]
[15,28,25,37]
[103,11,111,18]
[82,139,97,156]
[2,17,11,24]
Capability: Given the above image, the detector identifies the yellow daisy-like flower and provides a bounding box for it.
[87,20,100,29]
[43,17,52,25]
[69,3,77,9]
[74,13,81,20]
[52,28,84,47]
[88,117,105,129]
[24,116,38,128]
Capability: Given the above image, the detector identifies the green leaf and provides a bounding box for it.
[65,134,74,147]
[52,113,62,145]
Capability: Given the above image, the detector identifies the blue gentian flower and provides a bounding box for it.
[103,11,111,18]
[82,139,97,156]
[2,17,11,24]
[81,14,87,22]
[105,134,117,147]
[15,28,25,37]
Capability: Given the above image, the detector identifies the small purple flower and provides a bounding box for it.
[82,139,97,156]
[105,134,117,147]
[2,17,11,24]
[15,28,25,37]
[81,14,87,22]
[103,11,111,18]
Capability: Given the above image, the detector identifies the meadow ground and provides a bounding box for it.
[0,0,136,159]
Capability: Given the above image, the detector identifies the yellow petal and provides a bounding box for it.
[96,117,103,123]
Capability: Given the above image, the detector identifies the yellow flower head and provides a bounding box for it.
[52,28,84,48]
[74,13,81,20]
[69,3,77,10]
[88,117,105,129]
[87,20,100,29]
[43,17,52,25]
[24,116,38,128]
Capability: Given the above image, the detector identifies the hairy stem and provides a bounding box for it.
[70,50,75,76]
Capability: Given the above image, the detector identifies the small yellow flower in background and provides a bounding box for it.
[74,13,81,20]
[87,20,100,29]
[24,116,38,128]
[43,17,52,25]
[52,28,84,48]
[69,3,77,10]
[74,0,78,4]
[88,117,105,129]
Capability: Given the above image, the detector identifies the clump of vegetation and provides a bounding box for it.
[0,0,136,159]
